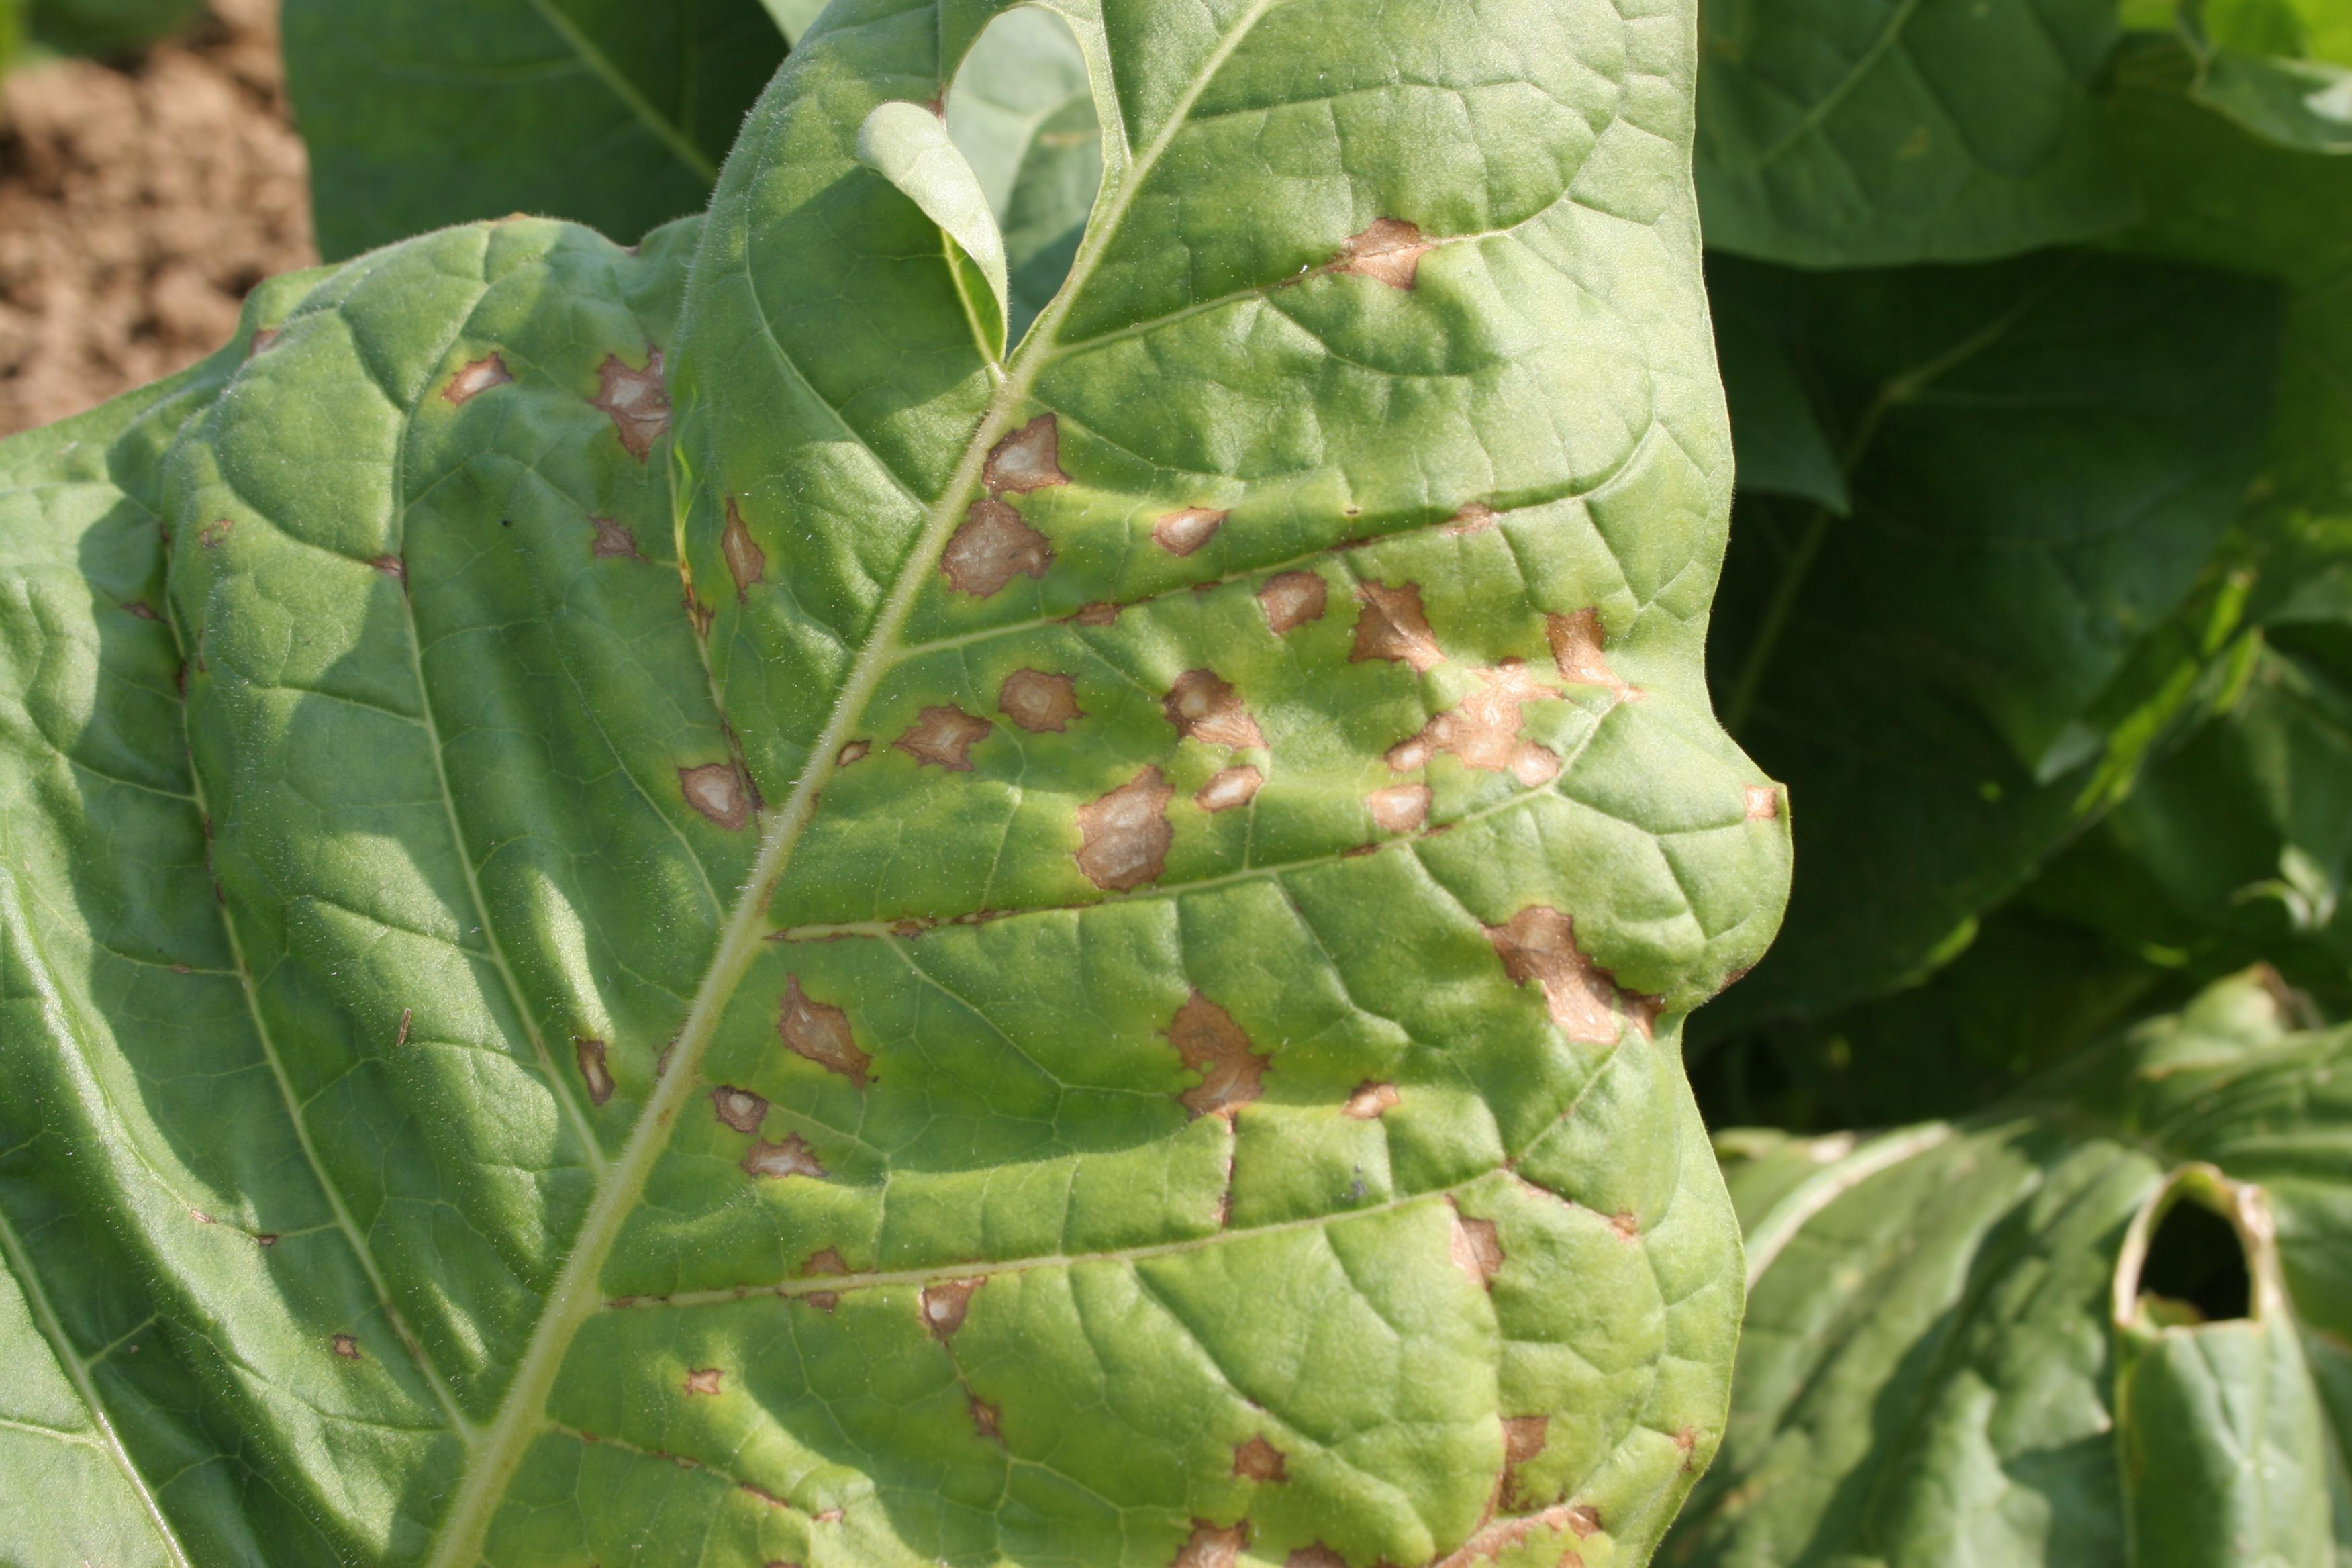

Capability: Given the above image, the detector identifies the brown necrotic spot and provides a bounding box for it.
[1609,1212,1640,1242]
[248,327,279,356]
[588,517,640,560]
[1173,1522,1249,1568]
[394,1008,412,1050]
[970,1395,1002,1440]
[1367,784,1430,834]
[1285,1547,1348,1568]
[121,599,160,620]
[943,498,1053,596]
[802,1247,848,1278]
[1498,1414,1551,1512]
[1510,743,1561,787]
[1259,571,1327,633]
[573,1037,615,1106]
[683,1367,724,1396]
[779,977,871,1087]
[1163,670,1264,749]
[983,413,1069,493]
[1566,1505,1602,1539]
[1169,993,1267,1120]
[683,590,714,638]
[1744,783,1781,820]
[1073,600,1120,626]
[742,1135,826,1180]
[590,348,670,461]
[712,1086,768,1133]
[722,497,766,597]
[1545,608,1636,701]
[921,1277,983,1339]
[679,762,752,830]
[1076,768,1173,891]
[1343,1081,1400,1119]
[1484,906,1659,1044]
[1194,765,1263,814]
[1443,501,1498,536]
[1351,580,1444,671]
[1153,507,1227,556]
[1391,660,1555,776]
[894,705,991,770]
[1334,217,1433,289]
[837,740,871,767]
[197,518,232,549]
[999,669,1081,732]
[1448,1206,1504,1288]
[442,353,511,406]
[1232,1436,1287,1481]
[332,1334,362,1361]
[370,554,405,581]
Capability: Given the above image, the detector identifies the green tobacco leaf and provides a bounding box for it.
[1705,250,2277,1024]
[281,0,785,261]
[2033,561,2352,1010]
[1694,0,2136,266]
[1667,970,2352,1567]
[858,99,1011,356]
[0,2,1792,1563]
[2124,0,2352,153]
[944,5,1101,342]
[24,0,197,56]
[2109,61,2352,533]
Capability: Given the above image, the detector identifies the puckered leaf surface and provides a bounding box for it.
[0,2,1790,1563]
[281,0,787,260]
[1666,971,2352,1567]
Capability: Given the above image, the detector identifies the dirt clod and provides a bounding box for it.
[0,0,315,438]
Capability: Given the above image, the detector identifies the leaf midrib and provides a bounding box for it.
[420,3,1289,1557]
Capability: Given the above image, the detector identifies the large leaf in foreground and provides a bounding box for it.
[1694,0,2134,265]
[281,0,786,260]
[1703,250,2275,1024]
[1666,971,2352,1566]
[0,2,1791,1563]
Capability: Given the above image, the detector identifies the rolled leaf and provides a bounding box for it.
[1669,971,2352,1567]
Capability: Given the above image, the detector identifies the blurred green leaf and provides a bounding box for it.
[1708,251,2277,1024]
[25,0,197,56]
[1695,0,2136,265]
[281,0,787,260]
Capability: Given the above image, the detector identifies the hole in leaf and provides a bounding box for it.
[946,6,1104,348]
[2139,1192,2252,1325]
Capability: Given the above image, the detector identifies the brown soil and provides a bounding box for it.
[0,0,315,438]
